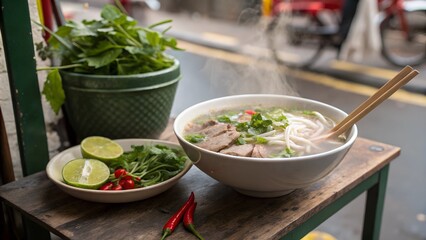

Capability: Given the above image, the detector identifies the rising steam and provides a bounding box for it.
[202,5,299,97]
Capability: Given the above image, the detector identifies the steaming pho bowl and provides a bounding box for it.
[174,94,357,198]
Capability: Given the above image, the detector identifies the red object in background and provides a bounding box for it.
[273,0,342,17]
[41,0,54,41]
[119,0,132,14]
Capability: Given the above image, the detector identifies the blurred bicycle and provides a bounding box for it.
[265,0,426,68]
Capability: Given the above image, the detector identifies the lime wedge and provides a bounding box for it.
[62,159,110,189]
[80,136,123,165]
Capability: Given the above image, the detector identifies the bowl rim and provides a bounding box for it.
[174,94,358,163]
[46,139,192,195]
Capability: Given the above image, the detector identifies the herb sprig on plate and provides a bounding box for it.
[109,144,188,187]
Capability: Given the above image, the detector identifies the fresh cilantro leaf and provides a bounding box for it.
[42,69,65,114]
[236,137,246,145]
[111,144,187,187]
[101,4,125,23]
[85,48,122,68]
[249,113,273,134]
[303,110,316,116]
[255,136,268,144]
[185,134,205,143]
[278,147,296,158]
[236,122,249,132]
[217,115,232,123]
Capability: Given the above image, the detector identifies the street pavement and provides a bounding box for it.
[58,2,426,240]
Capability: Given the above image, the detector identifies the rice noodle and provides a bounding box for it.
[261,110,333,155]
[312,111,328,125]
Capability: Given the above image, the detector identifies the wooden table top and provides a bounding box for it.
[0,122,400,240]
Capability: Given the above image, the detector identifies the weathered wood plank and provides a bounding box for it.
[0,125,400,240]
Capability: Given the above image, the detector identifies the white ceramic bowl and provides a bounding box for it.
[46,139,192,203]
[174,94,357,197]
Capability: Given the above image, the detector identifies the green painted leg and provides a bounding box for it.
[0,0,51,239]
[280,168,383,240]
[280,164,390,240]
[362,165,389,240]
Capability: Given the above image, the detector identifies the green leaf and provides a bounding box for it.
[303,110,316,116]
[47,25,73,50]
[85,48,122,68]
[42,69,65,114]
[282,147,296,158]
[97,27,114,33]
[217,115,232,123]
[162,36,182,50]
[68,21,97,37]
[101,4,125,23]
[124,46,145,55]
[84,41,122,56]
[249,113,273,134]
[236,137,246,145]
[184,134,205,143]
[236,122,249,132]
[255,136,268,144]
[144,29,161,47]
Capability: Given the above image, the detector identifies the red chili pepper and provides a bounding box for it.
[245,109,256,115]
[99,182,113,190]
[122,175,133,181]
[114,168,127,178]
[111,184,123,190]
[183,202,204,240]
[119,178,135,189]
[161,192,195,240]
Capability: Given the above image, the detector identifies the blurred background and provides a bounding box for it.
[32,0,426,239]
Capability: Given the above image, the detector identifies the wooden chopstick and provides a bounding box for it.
[330,65,413,132]
[325,67,419,139]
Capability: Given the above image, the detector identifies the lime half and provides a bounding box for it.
[80,136,123,165]
[62,159,110,189]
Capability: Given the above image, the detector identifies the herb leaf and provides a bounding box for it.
[36,4,182,114]
[217,115,232,123]
[42,69,65,114]
[85,48,122,68]
[278,147,296,158]
[249,113,273,134]
[185,134,205,143]
[110,144,187,187]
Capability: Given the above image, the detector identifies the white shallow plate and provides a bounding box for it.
[46,139,192,203]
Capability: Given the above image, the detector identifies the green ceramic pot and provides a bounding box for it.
[61,59,181,141]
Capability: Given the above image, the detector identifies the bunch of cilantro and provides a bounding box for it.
[109,144,188,187]
[36,4,181,114]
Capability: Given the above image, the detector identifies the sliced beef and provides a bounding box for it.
[196,123,229,138]
[251,144,268,158]
[196,129,240,152]
[184,120,218,133]
[201,120,217,128]
[220,144,254,157]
